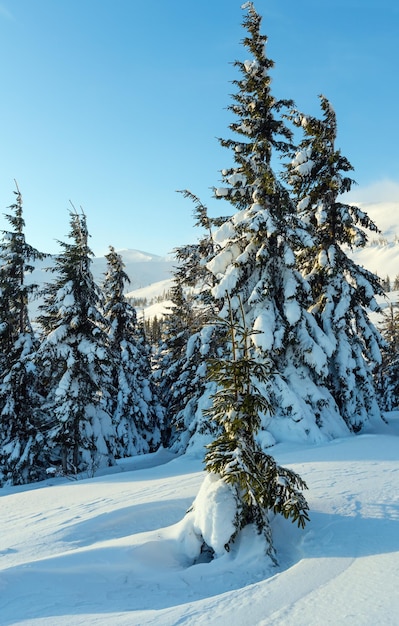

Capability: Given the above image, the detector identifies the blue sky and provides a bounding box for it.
[0,0,398,257]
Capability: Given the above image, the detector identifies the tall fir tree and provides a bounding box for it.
[0,184,47,486]
[35,210,116,475]
[192,2,348,444]
[102,246,162,456]
[285,95,384,431]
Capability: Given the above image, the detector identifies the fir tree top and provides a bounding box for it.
[215,2,294,213]
[0,183,46,346]
[287,95,380,249]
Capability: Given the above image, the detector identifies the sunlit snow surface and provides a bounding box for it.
[1,415,399,625]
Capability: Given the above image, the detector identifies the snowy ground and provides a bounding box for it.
[1,415,399,626]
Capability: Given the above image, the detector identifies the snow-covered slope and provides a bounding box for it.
[91,249,175,289]
[126,278,174,322]
[349,200,399,280]
[1,414,398,625]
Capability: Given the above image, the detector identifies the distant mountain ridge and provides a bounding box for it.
[90,249,175,290]
[28,249,175,293]
[26,249,175,321]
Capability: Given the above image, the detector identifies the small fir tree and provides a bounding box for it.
[182,298,309,563]
[144,314,163,345]
[376,303,399,411]
[382,275,391,292]
[102,246,162,456]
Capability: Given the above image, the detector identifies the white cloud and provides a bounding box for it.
[346,179,399,204]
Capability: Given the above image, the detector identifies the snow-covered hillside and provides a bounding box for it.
[126,277,174,321]
[91,249,175,289]
[349,201,399,280]
[1,414,398,625]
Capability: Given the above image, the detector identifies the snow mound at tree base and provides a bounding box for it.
[177,473,238,559]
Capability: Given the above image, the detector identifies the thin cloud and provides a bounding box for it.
[347,179,399,204]
[0,3,14,20]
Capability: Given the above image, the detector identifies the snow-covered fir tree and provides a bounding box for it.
[158,278,199,448]
[0,185,47,486]
[35,210,116,475]
[286,95,384,431]
[159,276,218,452]
[376,303,399,411]
[180,299,309,563]
[159,192,225,453]
[187,2,349,445]
[102,246,162,456]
